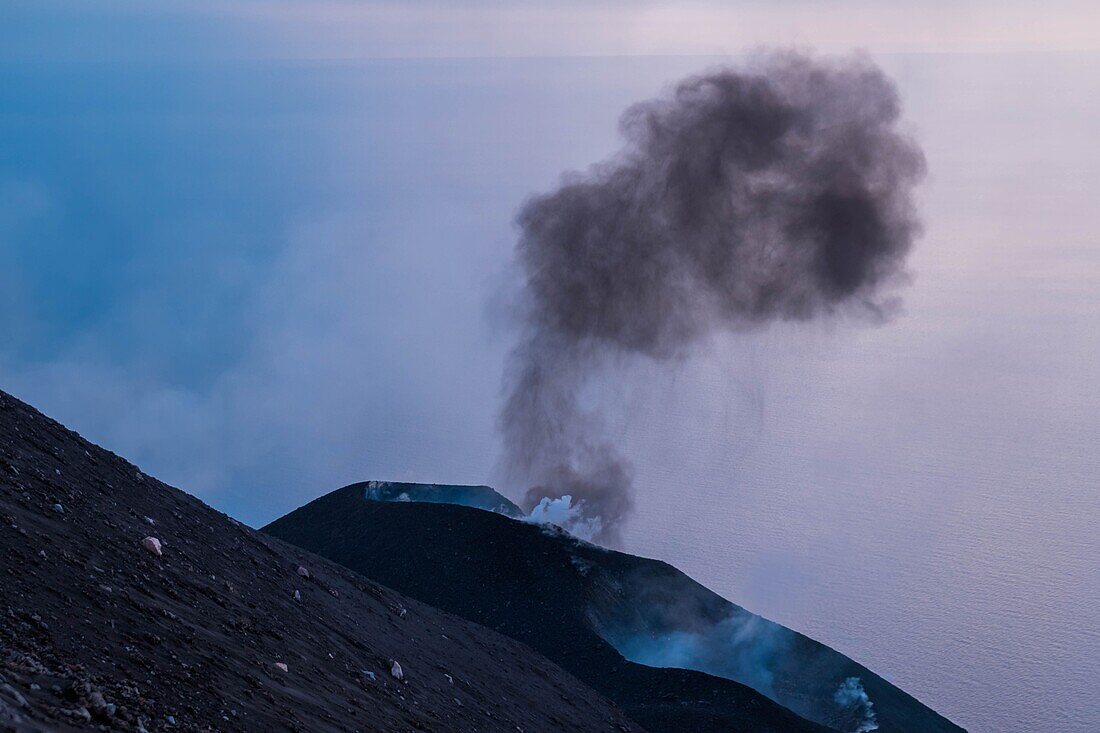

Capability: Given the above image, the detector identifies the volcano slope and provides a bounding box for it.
[0,389,646,733]
[265,483,966,733]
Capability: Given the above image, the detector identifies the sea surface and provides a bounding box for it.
[2,51,1097,733]
[619,53,1100,733]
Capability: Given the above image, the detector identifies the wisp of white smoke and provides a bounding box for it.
[834,676,879,732]
[525,494,603,542]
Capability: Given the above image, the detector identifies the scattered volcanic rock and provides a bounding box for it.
[0,389,645,733]
[140,536,162,557]
[266,484,967,733]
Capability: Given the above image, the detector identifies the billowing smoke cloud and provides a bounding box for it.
[501,51,924,544]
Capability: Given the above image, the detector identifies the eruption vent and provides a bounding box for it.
[501,52,925,544]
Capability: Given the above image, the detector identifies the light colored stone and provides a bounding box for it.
[141,537,162,556]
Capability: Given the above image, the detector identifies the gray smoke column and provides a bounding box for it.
[501,51,925,545]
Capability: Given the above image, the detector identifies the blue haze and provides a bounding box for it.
[1,41,1098,733]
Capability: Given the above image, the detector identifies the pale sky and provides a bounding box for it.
[2,7,1099,730]
[5,1,1100,62]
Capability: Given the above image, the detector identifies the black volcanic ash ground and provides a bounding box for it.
[0,389,643,733]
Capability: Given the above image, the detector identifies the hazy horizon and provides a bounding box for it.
[2,4,1099,732]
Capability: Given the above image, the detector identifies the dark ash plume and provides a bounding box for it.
[501,52,925,544]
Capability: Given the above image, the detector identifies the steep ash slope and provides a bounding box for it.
[266,487,838,733]
[266,484,966,733]
[0,389,644,733]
